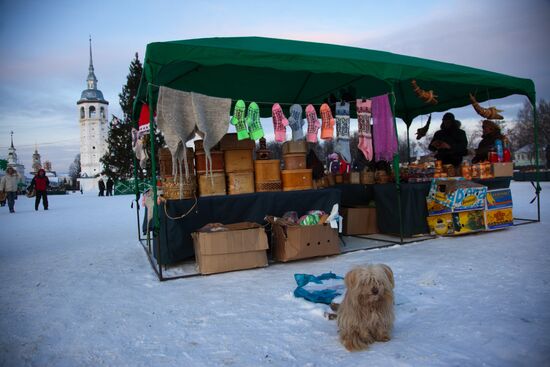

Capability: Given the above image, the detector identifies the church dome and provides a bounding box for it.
[79,88,107,103]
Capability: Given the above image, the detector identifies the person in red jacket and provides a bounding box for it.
[30,169,50,211]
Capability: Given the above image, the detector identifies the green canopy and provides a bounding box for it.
[133,36,535,124]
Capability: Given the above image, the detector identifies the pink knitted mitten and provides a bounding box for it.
[320,103,335,140]
[272,103,289,142]
[356,99,373,160]
[305,104,321,143]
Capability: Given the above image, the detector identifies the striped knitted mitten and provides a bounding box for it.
[356,99,373,160]
[334,102,351,163]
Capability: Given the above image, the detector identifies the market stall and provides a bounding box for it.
[131,37,540,279]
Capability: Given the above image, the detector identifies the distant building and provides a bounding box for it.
[77,37,109,178]
[31,146,42,173]
[6,132,25,180]
[514,144,547,167]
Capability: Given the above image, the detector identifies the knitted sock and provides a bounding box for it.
[305,104,321,143]
[272,103,289,142]
[246,102,264,140]
[320,103,335,140]
[288,104,305,141]
[356,99,373,160]
[334,102,351,162]
[231,100,249,140]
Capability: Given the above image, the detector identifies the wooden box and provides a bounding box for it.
[224,149,254,173]
[227,171,255,195]
[194,139,220,152]
[349,172,361,184]
[195,151,225,175]
[283,153,307,170]
[281,169,313,191]
[282,141,308,155]
[159,147,194,178]
[220,133,256,151]
[198,173,226,197]
[254,160,282,192]
[161,175,196,200]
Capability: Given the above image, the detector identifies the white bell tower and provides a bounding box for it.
[77,37,109,178]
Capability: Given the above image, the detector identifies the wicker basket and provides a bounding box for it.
[360,170,375,184]
[161,175,196,200]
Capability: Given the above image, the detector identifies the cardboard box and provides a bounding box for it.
[486,189,513,210]
[341,207,378,235]
[485,208,514,230]
[492,162,513,177]
[192,222,268,274]
[430,179,487,212]
[426,198,452,215]
[271,223,340,262]
[427,210,485,236]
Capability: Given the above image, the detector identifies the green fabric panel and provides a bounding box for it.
[133,36,535,122]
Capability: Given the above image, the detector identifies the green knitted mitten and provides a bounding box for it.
[230,100,249,140]
[246,102,264,140]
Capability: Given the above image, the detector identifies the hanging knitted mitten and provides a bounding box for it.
[320,103,335,140]
[356,99,373,160]
[246,102,264,140]
[334,102,351,163]
[305,104,321,143]
[288,104,305,141]
[272,103,289,142]
[231,99,249,140]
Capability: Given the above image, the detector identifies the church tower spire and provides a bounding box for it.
[87,36,98,90]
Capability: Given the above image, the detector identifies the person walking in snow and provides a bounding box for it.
[29,168,50,211]
[106,177,114,196]
[0,167,21,213]
[98,178,105,197]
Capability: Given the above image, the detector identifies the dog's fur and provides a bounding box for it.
[336,264,395,351]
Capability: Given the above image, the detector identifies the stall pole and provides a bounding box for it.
[389,85,404,244]
[147,83,163,280]
[406,124,411,163]
[532,98,541,222]
[132,138,141,241]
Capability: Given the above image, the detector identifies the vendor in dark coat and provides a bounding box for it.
[472,120,504,163]
[428,112,468,166]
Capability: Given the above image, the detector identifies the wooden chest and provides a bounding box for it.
[194,139,220,152]
[281,169,313,191]
[195,151,225,175]
[227,172,255,195]
[349,172,361,184]
[220,133,256,151]
[283,153,307,170]
[198,173,226,197]
[254,159,282,192]
[224,149,254,173]
[159,147,194,178]
[161,175,196,200]
[282,140,308,155]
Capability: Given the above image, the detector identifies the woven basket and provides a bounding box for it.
[255,180,282,192]
[162,176,196,200]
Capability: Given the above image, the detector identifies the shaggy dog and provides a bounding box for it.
[335,264,395,351]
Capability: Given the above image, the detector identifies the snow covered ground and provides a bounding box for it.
[1,182,549,367]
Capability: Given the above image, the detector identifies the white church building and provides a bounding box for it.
[77,38,109,192]
[77,38,109,179]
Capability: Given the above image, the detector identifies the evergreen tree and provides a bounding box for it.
[101,116,133,179]
[101,53,142,180]
[68,154,81,180]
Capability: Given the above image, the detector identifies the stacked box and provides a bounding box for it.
[221,134,255,195]
[485,189,513,230]
[427,210,485,236]
[280,141,312,191]
[429,178,487,212]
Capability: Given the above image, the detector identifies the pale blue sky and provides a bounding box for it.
[0,0,549,172]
